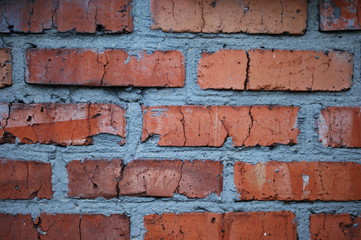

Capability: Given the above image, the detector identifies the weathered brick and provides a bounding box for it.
[144,211,297,240]
[119,160,223,198]
[0,0,133,33]
[0,103,126,146]
[26,49,185,87]
[310,214,361,240]
[150,0,307,34]
[67,159,123,199]
[320,0,361,31]
[0,214,38,240]
[198,50,248,90]
[248,50,353,91]
[36,214,130,240]
[0,48,11,88]
[0,159,52,199]
[234,161,361,201]
[318,107,361,147]
[142,105,300,147]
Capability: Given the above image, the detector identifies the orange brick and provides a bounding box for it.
[142,105,299,147]
[0,214,38,240]
[320,0,361,31]
[234,161,361,201]
[0,0,132,33]
[0,103,126,146]
[318,107,361,147]
[310,214,361,240]
[26,49,184,87]
[144,212,297,240]
[151,0,307,34]
[67,159,123,199]
[119,160,223,198]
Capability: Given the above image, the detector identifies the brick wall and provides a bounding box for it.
[0,0,360,239]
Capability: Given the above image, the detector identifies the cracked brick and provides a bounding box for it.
[318,107,361,148]
[150,0,307,34]
[320,0,361,31]
[310,214,361,240]
[0,0,133,33]
[118,160,223,198]
[144,212,297,240]
[35,214,130,240]
[0,159,52,199]
[0,214,38,240]
[0,48,12,88]
[198,49,353,91]
[234,161,361,201]
[26,49,185,87]
[0,103,126,146]
[142,105,300,147]
[67,159,123,199]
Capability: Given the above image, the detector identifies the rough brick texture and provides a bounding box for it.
[310,214,361,240]
[234,161,361,201]
[0,48,11,88]
[198,49,353,91]
[0,214,38,240]
[0,213,130,240]
[144,211,297,240]
[150,0,307,34]
[0,103,126,146]
[67,159,123,199]
[142,105,300,147]
[119,160,223,198]
[318,107,361,147]
[26,49,185,87]
[0,159,52,199]
[320,0,361,31]
[0,0,133,33]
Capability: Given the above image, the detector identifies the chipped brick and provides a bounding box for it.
[0,0,133,33]
[0,103,126,146]
[0,214,38,240]
[144,212,297,240]
[320,0,361,31]
[234,161,361,201]
[318,107,361,148]
[26,49,185,87]
[142,105,300,147]
[67,159,123,199]
[0,48,12,88]
[0,159,52,199]
[310,214,361,240]
[150,0,307,34]
[119,160,223,198]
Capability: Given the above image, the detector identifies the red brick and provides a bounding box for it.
[67,159,123,199]
[248,49,353,91]
[0,0,132,33]
[234,161,361,201]
[26,49,185,87]
[0,103,126,146]
[310,214,361,240]
[144,211,297,240]
[318,107,361,147]
[142,105,299,147]
[198,50,248,90]
[320,0,361,31]
[37,214,130,240]
[0,214,38,240]
[150,0,307,34]
[0,159,52,199]
[0,48,11,88]
[119,160,223,198]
